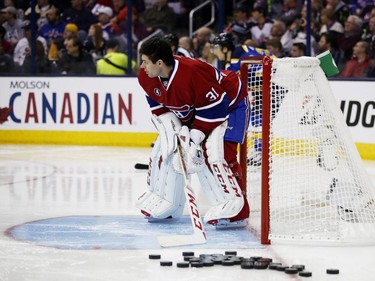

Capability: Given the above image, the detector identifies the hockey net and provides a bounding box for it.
[239,56,375,245]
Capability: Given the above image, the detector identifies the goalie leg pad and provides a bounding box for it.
[151,112,182,159]
[198,122,246,224]
[136,137,185,219]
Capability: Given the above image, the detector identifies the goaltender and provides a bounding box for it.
[136,37,250,228]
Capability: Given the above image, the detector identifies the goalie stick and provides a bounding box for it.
[157,136,207,247]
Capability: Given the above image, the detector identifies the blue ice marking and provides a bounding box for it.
[7,216,260,249]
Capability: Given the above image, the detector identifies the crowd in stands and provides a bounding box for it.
[0,0,375,77]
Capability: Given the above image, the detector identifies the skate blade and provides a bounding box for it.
[214,219,248,229]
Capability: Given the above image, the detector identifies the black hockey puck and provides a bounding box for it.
[199,254,212,260]
[222,259,235,266]
[202,260,214,267]
[211,255,224,264]
[259,257,272,263]
[268,262,282,270]
[149,254,161,260]
[232,257,243,265]
[276,265,288,271]
[188,258,201,263]
[160,261,173,266]
[191,262,204,268]
[225,251,237,256]
[250,256,263,261]
[299,271,312,277]
[182,251,195,257]
[291,264,305,271]
[285,267,299,274]
[326,268,339,274]
[176,262,190,268]
[254,261,269,269]
[241,261,254,269]
[134,163,149,170]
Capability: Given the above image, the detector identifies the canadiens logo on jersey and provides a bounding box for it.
[168,104,192,120]
[154,88,162,96]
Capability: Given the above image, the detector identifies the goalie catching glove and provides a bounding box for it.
[173,126,206,174]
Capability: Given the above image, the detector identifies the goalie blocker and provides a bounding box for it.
[136,112,250,227]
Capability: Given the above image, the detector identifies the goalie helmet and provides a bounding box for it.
[211,32,235,52]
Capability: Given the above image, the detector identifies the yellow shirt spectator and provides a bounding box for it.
[97,38,137,75]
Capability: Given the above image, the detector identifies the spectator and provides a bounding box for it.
[57,23,80,55]
[13,20,47,67]
[300,1,320,39]
[38,7,66,45]
[224,3,254,35]
[363,15,375,59]
[0,25,12,55]
[140,0,176,33]
[325,0,350,26]
[177,36,195,58]
[339,40,373,78]
[276,0,302,27]
[192,26,215,58]
[21,40,51,74]
[24,0,55,28]
[318,32,340,63]
[199,41,218,68]
[110,0,138,32]
[56,37,96,74]
[360,4,375,24]
[106,0,148,49]
[1,6,23,48]
[63,0,97,40]
[336,15,364,68]
[270,19,286,41]
[268,0,284,21]
[310,0,325,25]
[96,38,136,75]
[143,0,154,10]
[250,5,273,48]
[265,37,285,57]
[2,0,24,19]
[270,19,294,54]
[97,6,120,40]
[83,23,107,63]
[230,23,252,47]
[0,40,14,73]
[319,7,344,35]
[281,17,318,56]
[290,41,306,57]
[84,0,113,12]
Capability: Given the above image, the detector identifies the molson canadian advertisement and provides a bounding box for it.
[0,77,374,158]
[0,77,156,146]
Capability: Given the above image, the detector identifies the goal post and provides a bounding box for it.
[240,56,375,245]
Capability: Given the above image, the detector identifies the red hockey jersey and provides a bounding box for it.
[138,56,247,136]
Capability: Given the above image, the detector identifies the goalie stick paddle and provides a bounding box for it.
[157,137,207,247]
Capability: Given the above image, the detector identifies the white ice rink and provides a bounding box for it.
[1,144,375,281]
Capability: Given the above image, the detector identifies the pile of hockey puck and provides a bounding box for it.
[149,251,340,278]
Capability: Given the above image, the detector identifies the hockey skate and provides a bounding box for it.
[207,198,250,229]
[141,210,175,223]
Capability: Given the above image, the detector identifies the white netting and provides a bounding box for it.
[245,56,375,244]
